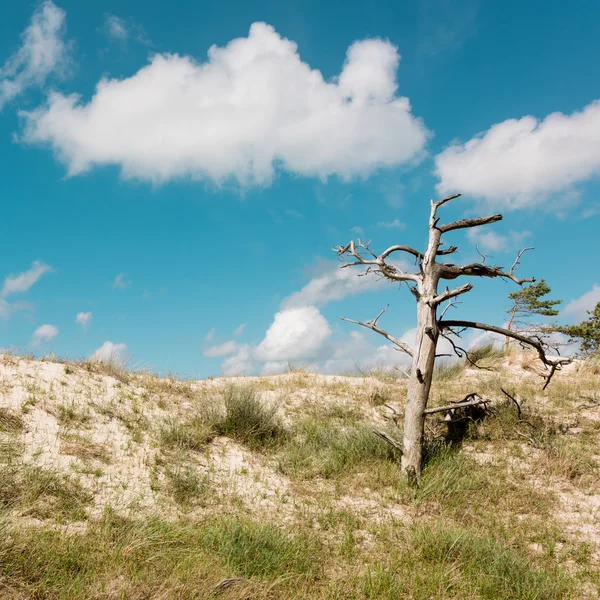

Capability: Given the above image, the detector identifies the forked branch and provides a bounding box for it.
[341,305,414,357]
[438,247,535,285]
[433,283,473,305]
[335,240,421,284]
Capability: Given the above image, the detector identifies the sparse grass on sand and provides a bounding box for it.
[0,352,599,598]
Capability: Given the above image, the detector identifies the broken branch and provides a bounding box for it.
[439,319,572,387]
[424,397,490,415]
[341,307,414,357]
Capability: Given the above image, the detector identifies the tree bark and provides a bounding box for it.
[402,296,438,479]
[400,200,441,479]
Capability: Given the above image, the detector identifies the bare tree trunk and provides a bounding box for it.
[401,296,438,479]
[400,202,441,479]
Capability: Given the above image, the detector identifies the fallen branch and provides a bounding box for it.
[500,387,522,418]
[424,396,490,415]
[373,429,403,453]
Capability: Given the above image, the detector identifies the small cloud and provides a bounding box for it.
[562,284,600,322]
[104,14,128,40]
[376,218,405,229]
[221,345,253,376]
[350,226,364,236]
[76,311,92,328]
[0,0,72,111]
[89,340,128,364]
[0,299,33,319]
[112,273,131,288]
[255,306,331,361]
[32,323,58,346]
[204,328,215,342]
[466,229,531,253]
[203,340,239,358]
[100,13,150,45]
[234,323,246,336]
[284,209,305,220]
[1,261,52,297]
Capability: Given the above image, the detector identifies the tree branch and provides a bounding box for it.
[424,396,490,415]
[335,240,421,284]
[341,306,414,357]
[438,319,572,388]
[433,283,473,305]
[439,213,503,233]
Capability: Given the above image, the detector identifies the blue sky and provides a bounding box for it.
[1,0,599,378]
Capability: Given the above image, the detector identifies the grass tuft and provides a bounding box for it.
[215,385,284,447]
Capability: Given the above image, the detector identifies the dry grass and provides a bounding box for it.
[0,352,599,598]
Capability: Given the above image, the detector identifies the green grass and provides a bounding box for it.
[355,523,571,600]
[159,416,216,452]
[57,402,91,427]
[0,464,91,521]
[433,360,465,381]
[165,465,212,506]
[215,385,285,447]
[0,511,320,598]
[202,517,319,579]
[277,419,400,480]
[468,343,505,366]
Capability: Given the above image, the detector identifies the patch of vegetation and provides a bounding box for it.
[356,523,571,600]
[468,343,505,366]
[202,517,319,579]
[0,511,320,598]
[57,402,91,427]
[59,434,112,464]
[433,360,464,381]
[0,464,91,521]
[215,385,285,447]
[0,407,25,433]
[165,465,212,506]
[160,416,215,452]
[277,419,400,480]
[407,445,554,520]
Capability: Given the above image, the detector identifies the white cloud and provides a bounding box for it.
[1,261,52,297]
[21,23,429,186]
[435,100,600,209]
[32,323,58,345]
[261,361,288,375]
[0,299,32,320]
[234,323,246,336]
[204,328,215,342]
[466,229,531,253]
[203,340,240,358]
[563,284,600,322]
[377,218,404,229]
[104,14,128,40]
[0,1,70,111]
[90,340,128,364]
[350,226,364,236]
[112,273,131,288]
[282,260,404,309]
[255,306,331,361]
[221,344,253,376]
[76,311,92,328]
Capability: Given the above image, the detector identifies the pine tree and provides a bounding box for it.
[505,279,561,351]
[553,302,600,356]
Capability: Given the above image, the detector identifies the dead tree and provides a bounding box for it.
[335,193,570,480]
